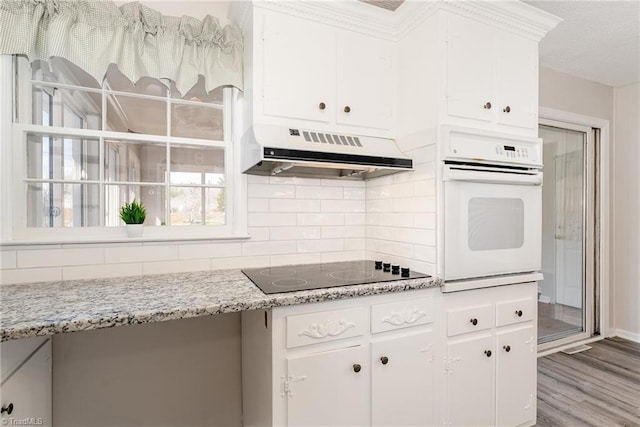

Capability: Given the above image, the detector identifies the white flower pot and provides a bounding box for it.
[126,224,144,238]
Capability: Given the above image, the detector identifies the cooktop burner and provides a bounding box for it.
[242,260,429,294]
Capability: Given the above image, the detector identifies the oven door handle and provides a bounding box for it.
[444,166,543,185]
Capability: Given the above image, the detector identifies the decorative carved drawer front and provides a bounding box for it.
[495,297,534,327]
[286,307,367,349]
[447,304,494,337]
[370,297,434,334]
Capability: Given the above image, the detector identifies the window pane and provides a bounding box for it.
[27,134,100,181]
[170,187,225,226]
[104,140,166,183]
[31,58,101,89]
[105,184,166,226]
[169,146,224,184]
[32,85,101,130]
[27,183,99,227]
[106,93,167,135]
[171,102,223,140]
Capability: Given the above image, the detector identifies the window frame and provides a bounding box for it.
[0,55,248,244]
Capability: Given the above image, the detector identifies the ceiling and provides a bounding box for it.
[524,1,640,88]
[359,0,640,88]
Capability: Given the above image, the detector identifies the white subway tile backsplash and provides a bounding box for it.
[269,176,322,186]
[242,241,297,256]
[143,259,211,275]
[321,226,365,239]
[321,250,366,263]
[320,179,365,188]
[413,213,436,229]
[372,240,414,259]
[377,213,415,227]
[343,187,366,200]
[105,245,178,264]
[1,267,62,285]
[247,227,270,241]
[63,263,143,281]
[344,238,366,251]
[179,243,242,260]
[248,198,269,212]
[270,253,321,266]
[297,239,344,253]
[414,245,437,264]
[212,256,270,270]
[269,198,321,213]
[0,251,17,270]
[270,227,321,241]
[297,213,345,226]
[17,248,104,268]
[248,212,298,227]
[321,200,365,213]
[248,183,295,199]
[247,175,269,184]
[295,186,343,200]
[344,213,366,225]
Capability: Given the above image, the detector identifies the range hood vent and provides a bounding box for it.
[242,124,413,180]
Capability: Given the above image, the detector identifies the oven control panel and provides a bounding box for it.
[443,127,542,167]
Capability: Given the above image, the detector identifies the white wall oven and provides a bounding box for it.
[440,127,543,281]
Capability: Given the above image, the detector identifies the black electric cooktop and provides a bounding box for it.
[242,260,429,294]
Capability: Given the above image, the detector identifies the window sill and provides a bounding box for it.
[0,234,252,249]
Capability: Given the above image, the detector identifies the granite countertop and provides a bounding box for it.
[0,269,442,342]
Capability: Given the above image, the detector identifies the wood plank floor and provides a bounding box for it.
[536,337,640,426]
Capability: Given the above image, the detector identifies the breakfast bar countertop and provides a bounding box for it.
[0,269,442,342]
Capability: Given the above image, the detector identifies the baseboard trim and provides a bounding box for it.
[610,329,640,343]
[537,335,604,358]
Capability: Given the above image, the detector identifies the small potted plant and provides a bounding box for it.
[120,199,146,238]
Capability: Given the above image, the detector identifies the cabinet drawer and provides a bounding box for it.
[371,297,433,334]
[286,307,367,349]
[496,297,534,327]
[447,304,493,337]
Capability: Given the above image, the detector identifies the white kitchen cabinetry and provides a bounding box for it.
[0,337,52,427]
[445,12,538,132]
[242,289,440,427]
[245,7,395,137]
[443,282,537,427]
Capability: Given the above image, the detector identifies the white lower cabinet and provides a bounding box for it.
[443,282,537,427]
[286,346,370,426]
[242,289,440,427]
[371,330,435,426]
[0,338,52,427]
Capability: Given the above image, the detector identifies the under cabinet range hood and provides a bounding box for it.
[241,125,413,179]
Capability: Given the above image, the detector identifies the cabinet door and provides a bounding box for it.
[0,340,51,427]
[286,345,369,426]
[446,334,495,426]
[371,330,435,426]
[262,12,334,123]
[336,30,394,131]
[496,325,536,427]
[446,14,495,123]
[496,34,538,129]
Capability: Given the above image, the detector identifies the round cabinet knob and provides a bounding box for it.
[380,356,389,365]
[1,403,14,415]
[318,102,326,110]
[344,105,351,113]
[484,350,492,357]
[503,345,511,352]
[353,363,362,373]
[503,105,511,113]
[470,318,478,326]
[483,102,492,110]
[515,310,523,317]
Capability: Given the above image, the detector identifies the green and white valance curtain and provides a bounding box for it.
[0,0,243,93]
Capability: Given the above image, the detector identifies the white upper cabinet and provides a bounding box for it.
[249,7,396,137]
[262,12,334,124]
[445,12,539,133]
[336,30,394,131]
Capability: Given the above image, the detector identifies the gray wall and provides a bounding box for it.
[53,314,242,427]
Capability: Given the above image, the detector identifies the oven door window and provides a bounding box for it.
[468,197,524,251]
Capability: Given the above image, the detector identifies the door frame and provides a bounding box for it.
[537,107,610,352]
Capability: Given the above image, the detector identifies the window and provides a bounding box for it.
[4,56,245,242]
